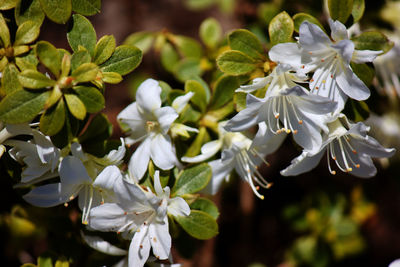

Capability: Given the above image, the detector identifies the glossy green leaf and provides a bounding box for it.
[229,29,264,60]
[0,14,10,47]
[217,50,257,76]
[45,85,62,109]
[14,21,40,45]
[0,56,8,72]
[71,63,99,82]
[352,31,393,54]
[78,113,112,143]
[2,64,23,95]
[293,13,325,33]
[172,163,212,196]
[36,41,62,77]
[174,35,203,59]
[64,93,86,120]
[71,50,91,71]
[269,11,294,45]
[174,210,218,240]
[18,69,56,89]
[209,75,240,110]
[40,98,66,136]
[67,14,97,56]
[0,0,18,10]
[185,80,208,112]
[199,18,222,48]
[13,45,30,56]
[73,85,104,113]
[160,42,180,72]
[352,0,365,23]
[102,72,123,84]
[15,0,45,26]
[71,0,101,16]
[328,0,353,24]
[0,90,50,123]
[123,31,155,54]
[190,197,220,220]
[100,45,142,75]
[39,0,72,24]
[184,126,208,157]
[174,58,203,82]
[94,35,116,65]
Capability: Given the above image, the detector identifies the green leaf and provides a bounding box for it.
[18,69,56,89]
[40,98,66,136]
[174,58,203,82]
[327,0,353,24]
[229,29,264,60]
[39,0,72,24]
[100,45,142,75]
[102,72,122,84]
[185,80,208,112]
[71,50,91,72]
[15,0,45,26]
[160,42,180,72]
[61,54,71,78]
[269,11,294,46]
[67,14,97,56]
[174,35,203,59]
[15,50,39,71]
[64,93,86,120]
[209,75,239,110]
[71,63,99,82]
[293,13,325,33]
[185,0,214,10]
[2,64,23,95]
[345,99,369,122]
[352,0,365,23]
[190,197,220,220]
[14,21,40,45]
[45,85,62,109]
[54,259,69,267]
[0,90,49,123]
[36,41,62,77]
[73,85,104,113]
[184,126,208,157]
[216,50,257,76]
[0,14,10,47]
[0,0,18,10]
[352,31,393,54]
[78,113,112,143]
[258,3,280,25]
[350,62,375,87]
[94,35,116,65]
[124,31,155,54]
[233,91,247,112]
[174,210,218,240]
[172,163,212,196]
[71,0,100,16]
[38,256,53,267]
[199,18,222,49]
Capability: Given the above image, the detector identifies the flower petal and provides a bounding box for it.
[93,165,123,190]
[168,197,190,217]
[154,107,178,134]
[149,220,171,260]
[89,203,130,232]
[172,92,194,113]
[23,182,79,207]
[280,150,325,176]
[269,43,303,69]
[129,137,151,181]
[150,134,176,171]
[299,21,331,50]
[181,140,222,163]
[82,233,127,256]
[118,103,147,145]
[336,66,370,100]
[352,49,382,64]
[329,19,348,42]
[59,156,92,185]
[201,159,233,195]
[136,79,162,115]
[129,225,150,267]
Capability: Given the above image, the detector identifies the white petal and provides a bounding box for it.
[235,77,269,93]
[136,79,162,115]
[332,39,354,64]
[129,225,150,267]
[351,134,396,158]
[59,156,92,185]
[352,49,382,63]
[181,140,222,163]
[82,233,127,256]
[5,123,33,136]
[280,150,325,176]
[118,102,147,144]
[201,159,233,195]
[336,67,370,101]
[389,259,400,267]
[32,130,59,166]
[172,92,194,113]
[153,171,163,196]
[168,197,190,217]
[89,203,130,232]
[129,137,151,181]
[93,165,123,190]
[150,134,176,170]
[154,107,178,134]
[149,220,171,260]
[269,43,303,69]
[328,19,348,42]
[251,122,286,155]
[70,142,87,161]
[299,21,331,50]
[23,182,80,207]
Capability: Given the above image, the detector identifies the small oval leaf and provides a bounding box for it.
[94,35,116,65]
[67,14,97,56]
[216,50,257,76]
[36,41,62,77]
[71,0,101,16]
[39,0,72,24]
[40,98,66,136]
[100,45,142,75]
[64,93,86,120]
[18,69,56,89]
[190,197,220,220]
[269,11,294,45]
[328,0,354,24]
[172,163,212,196]
[229,29,264,60]
[174,210,218,240]
[73,85,104,113]
[14,20,40,45]
[199,18,222,49]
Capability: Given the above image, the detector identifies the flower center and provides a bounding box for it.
[146,121,159,133]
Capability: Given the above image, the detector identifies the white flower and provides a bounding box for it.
[183,122,280,198]
[0,123,33,158]
[270,19,381,112]
[225,64,337,154]
[89,170,190,267]
[22,142,126,224]
[6,129,60,186]
[389,259,400,267]
[281,114,396,177]
[118,79,190,181]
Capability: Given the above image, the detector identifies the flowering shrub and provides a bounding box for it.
[0,0,399,266]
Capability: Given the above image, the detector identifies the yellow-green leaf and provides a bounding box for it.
[174,210,218,240]
[100,45,142,75]
[39,0,72,24]
[269,11,294,45]
[67,14,97,56]
[172,163,212,196]
[199,18,222,49]
[40,98,66,136]
[160,42,179,72]
[0,0,18,10]
[15,0,45,26]
[18,69,56,89]
[0,14,10,47]
[36,41,62,77]
[64,93,86,120]
[71,63,99,82]
[73,85,104,113]
[352,31,393,54]
[102,72,122,84]
[94,35,116,65]
[14,21,40,45]
[71,0,100,16]
[2,64,23,95]
[185,80,208,112]
[293,13,325,33]
[216,50,257,76]
[352,0,365,23]
[229,29,264,60]
[190,197,220,220]
[209,74,240,110]
[123,31,155,54]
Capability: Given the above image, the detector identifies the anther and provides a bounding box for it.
[356,164,360,168]
[293,130,298,134]
[322,80,326,83]
[330,74,334,78]
[82,221,88,225]
[321,59,325,62]
[153,237,157,242]
[286,129,291,134]
[346,167,353,172]
[333,156,337,160]
[310,79,314,82]
[352,150,357,154]
[331,171,336,175]
[315,86,319,90]
[266,183,273,189]
[298,120,303,124]
[255,186,260,190]
[69,195,74,201]
[124,212,128,215]
[100,201,104,205]
[301,65,305,69]
[275,114,280,119]
[140,245,143,249]
[64,203,69,207]
[309,52,313,55]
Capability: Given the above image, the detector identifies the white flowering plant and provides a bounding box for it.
[0,0,399,266]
